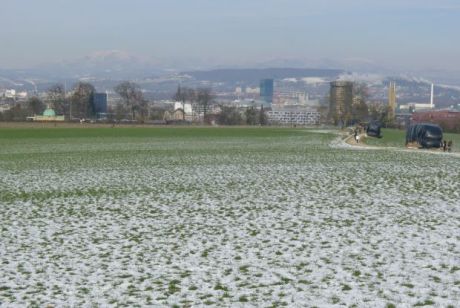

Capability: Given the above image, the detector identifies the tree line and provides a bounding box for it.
[0,81,149,122]
[0,82,268,125]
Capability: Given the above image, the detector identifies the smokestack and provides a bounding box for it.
[430,83,434,109]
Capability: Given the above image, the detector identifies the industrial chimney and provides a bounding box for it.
[430,84,434,109]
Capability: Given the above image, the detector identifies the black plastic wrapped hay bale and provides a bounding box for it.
[366,120,382,138]
[406,123,443,148]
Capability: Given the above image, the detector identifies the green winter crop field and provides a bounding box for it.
[0,126,303,140]
[0,126,459,307]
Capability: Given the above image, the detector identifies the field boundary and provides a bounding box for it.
[330,131,460,157]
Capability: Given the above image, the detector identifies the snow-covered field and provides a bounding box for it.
[0,130,459,307]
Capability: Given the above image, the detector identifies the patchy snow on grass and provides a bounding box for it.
[0,131,459,307]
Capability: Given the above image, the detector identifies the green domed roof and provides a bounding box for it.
[43,108,56,117]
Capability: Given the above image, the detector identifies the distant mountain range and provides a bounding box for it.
[31,50,166,80]
[183,68,345,85]
[0,50,459,83]
[0,51,459,108]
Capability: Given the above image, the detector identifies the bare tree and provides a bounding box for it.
[137,98,149,122]
[70,82,95,119]
[352,100,369,123]
[218,106,243,125]
[245,107,258,125]
[353,83,370,102]
[27,96,44,115]
[114,81,144,121]
[196,88,213,124]
[352,83,369,123]
[259,105,268,125]
[3,104,28,121]
[113,103,127,122]
[47,84,66,115]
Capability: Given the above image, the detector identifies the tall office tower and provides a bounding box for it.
[93,92,108,115]
[388,82,397,120]
[260,79,274,104]
[329,81,353,125]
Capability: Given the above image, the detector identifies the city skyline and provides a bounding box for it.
[0,0,459,72]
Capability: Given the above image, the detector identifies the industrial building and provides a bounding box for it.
[329,81,353,125]
[274,91,320,108]
[411,110,460,130]
[398,84,436,112]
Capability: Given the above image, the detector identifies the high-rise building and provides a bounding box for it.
[260,79,274,104]
[93,92,108,115]
[388,82,397,120]
[329,81,353,125]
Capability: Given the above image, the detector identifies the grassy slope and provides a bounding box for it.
[365,128,460,151]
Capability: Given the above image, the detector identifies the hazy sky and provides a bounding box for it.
[0,0,459,71]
